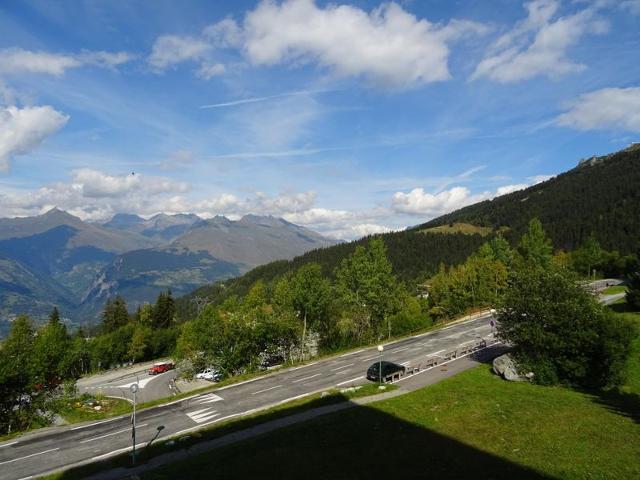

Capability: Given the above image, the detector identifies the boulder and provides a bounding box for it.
[492,354,524,382]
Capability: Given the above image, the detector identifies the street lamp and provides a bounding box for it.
[489,309,497,337]
[130,382,138,466]
[377,345,384,385]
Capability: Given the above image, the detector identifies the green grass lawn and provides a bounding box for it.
[141,310,640,480]
[602,285,628,295]
[54,395,132,424]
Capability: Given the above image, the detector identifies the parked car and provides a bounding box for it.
[366,361,406,382]
[196,368,222,382]
[148,362,174,375]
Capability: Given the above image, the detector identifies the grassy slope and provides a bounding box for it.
[144,311,640,480]
[602,285,628,295]
[421,222,494,236]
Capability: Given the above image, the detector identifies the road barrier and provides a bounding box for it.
[382,336,496,384]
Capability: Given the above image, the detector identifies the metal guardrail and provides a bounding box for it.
[381,336,494,384]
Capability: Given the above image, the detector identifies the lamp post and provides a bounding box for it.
[130,382,138,466]
[377,345,384,385]
[489,309,497,337]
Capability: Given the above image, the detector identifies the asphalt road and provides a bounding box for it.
[78,367,180,404]
[0,312,497,480]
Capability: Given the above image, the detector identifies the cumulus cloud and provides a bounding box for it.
[71,169,188,198]
[0,105,69,171]
[0,47,132,76]
[0,168,191,220]
[495,184,529,196]
[391,186,486,216]
[471,0,608,83]
[237,0,488,88]
[283,206,393,240]
[391,175,554,218]
[555,87,640,132]
[152,0,487,87]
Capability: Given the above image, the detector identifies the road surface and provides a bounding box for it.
[0,312,498,480]
[78,367,179,404]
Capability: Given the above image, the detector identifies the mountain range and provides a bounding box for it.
[0,209,336,332]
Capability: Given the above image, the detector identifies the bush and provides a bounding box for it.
[498,264,634,389]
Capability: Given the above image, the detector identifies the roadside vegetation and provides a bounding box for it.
[135,302,640,480]
[1,218,638,437]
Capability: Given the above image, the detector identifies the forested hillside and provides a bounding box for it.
[420,144,640,251]
[177,145,640,320]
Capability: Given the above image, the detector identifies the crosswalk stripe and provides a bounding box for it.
[192,393,224,404]
[186,408,220,424]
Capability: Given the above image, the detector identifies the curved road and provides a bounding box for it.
[0,312,498,480]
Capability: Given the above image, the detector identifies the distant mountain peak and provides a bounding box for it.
[41,207,82,223]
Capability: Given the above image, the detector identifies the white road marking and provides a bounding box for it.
[0,441,18,448]
[340,349,365,357]
[289,361,318,371]
[70,418,121,431]
[79,424,148,444]
[427,349,444,357]
[251,384,283,395]
[391,346,410,352]
[215,376,263,391]
[113,372,170,389]
[192,393,224,405]
[336,376,365,386]
[362,354,380,361]
[187,408,220,424]
[0,448,59,465]
[292,373,321,383]
[401,361,411,366]
[330,363,354,372]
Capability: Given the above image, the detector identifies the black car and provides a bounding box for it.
[366,361,406,382]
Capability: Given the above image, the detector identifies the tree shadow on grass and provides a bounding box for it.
[587,388,640,424]
[135,400,553,480]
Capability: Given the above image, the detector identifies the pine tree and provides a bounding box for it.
[101,296,130,333]
[518,218,553,266]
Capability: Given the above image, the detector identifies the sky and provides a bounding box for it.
[0,0,638,239]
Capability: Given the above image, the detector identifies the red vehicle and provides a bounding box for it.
[148,362,174,375]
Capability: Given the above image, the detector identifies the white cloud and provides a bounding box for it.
[390,176,554,218]
[495,184,528,196]
[79,51,135,69]
[471,0,608,82]
[196,62,226,79]
[203,18,244,48]
[0,105,69,171]
[0,168,191,220]
[620,0,640,16]
[391,186,486,216]
[555,87,640,132]
[528,174,554,184]
[71,169,188,198]
[237,0,488,88]
[0,47,133,76]
[147,35,211,70]
[0,48,80,76]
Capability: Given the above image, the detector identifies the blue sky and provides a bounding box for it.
[0,0,638,239]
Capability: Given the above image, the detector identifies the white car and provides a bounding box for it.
[196,368,222,382]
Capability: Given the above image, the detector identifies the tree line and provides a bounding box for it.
[0,291,178,434]
[2,218,638,435]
